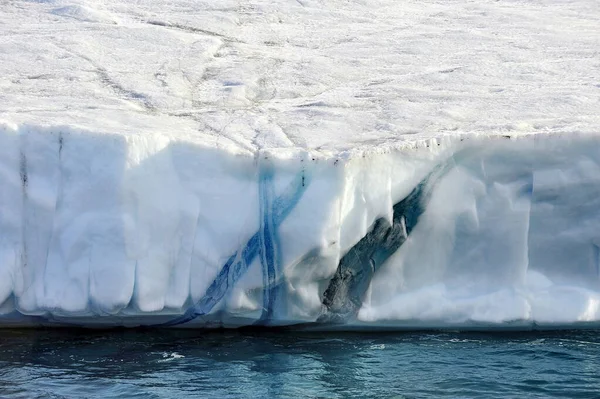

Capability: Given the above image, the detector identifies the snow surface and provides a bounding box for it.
[0,0,599,329]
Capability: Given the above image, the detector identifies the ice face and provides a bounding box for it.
[1,123,600,329]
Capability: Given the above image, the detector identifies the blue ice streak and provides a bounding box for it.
[160,168,309,327]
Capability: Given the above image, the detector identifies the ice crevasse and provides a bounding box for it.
[1,123,600,329]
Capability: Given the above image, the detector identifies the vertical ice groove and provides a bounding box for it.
[43,132,75,313]
[523,170,534,289]
[185,208,204,308]
[522,139,536,293]
[18,149,27,306]
[594,244,600,280]
[126,135,184,313]
[18,128,61,314]
[18,138,30,312]
[163,196,199,310]
[67,132,133,315]
[258,167,279,322]
[0,125,21,314]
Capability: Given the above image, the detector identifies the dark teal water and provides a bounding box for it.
[0,329,598,398]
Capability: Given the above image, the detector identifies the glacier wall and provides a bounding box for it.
[1,123,600,329]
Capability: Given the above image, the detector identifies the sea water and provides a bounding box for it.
[0,329,598,398]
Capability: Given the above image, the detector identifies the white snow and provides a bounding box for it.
[0,0,599,329]
[2,0,598,152]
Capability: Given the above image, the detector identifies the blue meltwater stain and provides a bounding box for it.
[160,167,310,327]
[257,168,282,323]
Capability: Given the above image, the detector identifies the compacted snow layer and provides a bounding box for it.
[1,0,598,151]
[1,0,599,328]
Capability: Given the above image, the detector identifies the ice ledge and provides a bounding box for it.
[3,118,599,159]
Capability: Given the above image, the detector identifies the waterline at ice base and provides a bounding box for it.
[1,125,600,330]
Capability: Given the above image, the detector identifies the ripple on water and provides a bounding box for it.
[0,329,598,398]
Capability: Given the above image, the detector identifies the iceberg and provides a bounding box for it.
[0,0,599,329]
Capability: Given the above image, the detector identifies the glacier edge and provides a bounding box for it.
[2,122,600,329]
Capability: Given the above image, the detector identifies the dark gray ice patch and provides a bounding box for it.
[318,179,428,324]
[318,146,527,323]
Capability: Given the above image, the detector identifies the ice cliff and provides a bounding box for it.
[2,127,600,329]
[0,0,599,329]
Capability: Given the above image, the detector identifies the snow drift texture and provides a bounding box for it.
[1,0,599,329]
